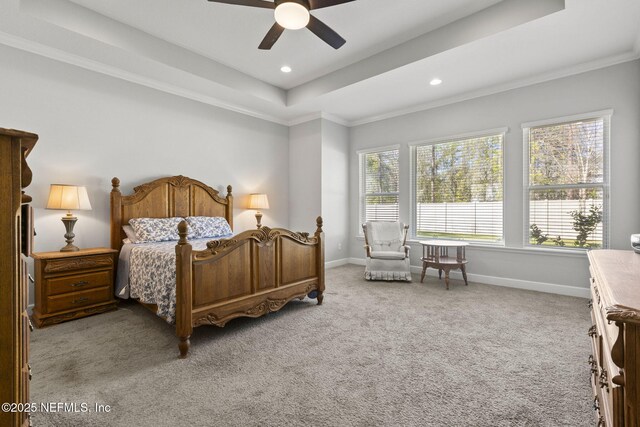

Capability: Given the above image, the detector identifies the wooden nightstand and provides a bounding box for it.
[31,248,118,327]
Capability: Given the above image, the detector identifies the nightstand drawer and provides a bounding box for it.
[46,271,112,296]
[47,286,112,313]
[43,254,114,274]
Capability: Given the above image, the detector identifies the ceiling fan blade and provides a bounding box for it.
[308,0,355,10]
[207,0,275,9]
[258,22,285,50]
[306,15,346,49]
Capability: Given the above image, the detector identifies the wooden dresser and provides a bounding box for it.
[588,250,640,427]
[0,128,38,427]
[32,248,118,327]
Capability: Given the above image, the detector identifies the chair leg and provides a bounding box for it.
[438,269,442,279]
[444,270,450,290]
[420,264,427,283]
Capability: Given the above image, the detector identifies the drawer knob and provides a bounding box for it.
[588,325,597,337]
[72,297,89,304]
[70,280,90,287]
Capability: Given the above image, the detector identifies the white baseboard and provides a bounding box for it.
[345,258,590,298]
[325,258,350,269]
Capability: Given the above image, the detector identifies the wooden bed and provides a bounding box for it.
[110,175,324,358]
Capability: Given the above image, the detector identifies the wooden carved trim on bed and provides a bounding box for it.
[110,175,233,251]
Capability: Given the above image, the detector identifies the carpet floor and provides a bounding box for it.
[30,265,593,427]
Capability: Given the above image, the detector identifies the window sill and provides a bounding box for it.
[354,236,588,258]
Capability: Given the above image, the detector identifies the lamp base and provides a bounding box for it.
[255,211,263,229]
[60,215,80,252]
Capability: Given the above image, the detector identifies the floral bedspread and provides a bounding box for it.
[128,239,211,324]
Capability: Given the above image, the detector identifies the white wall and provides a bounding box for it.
[349,60,640,291]
[289,118,350,263]
[321,119,349,262]
[288,119,322,232]
[0,44,290,301]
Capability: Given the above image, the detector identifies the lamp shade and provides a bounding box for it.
[248,193,269,210]
[46,185,92,211]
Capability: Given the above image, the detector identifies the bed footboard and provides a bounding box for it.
[175,217,325,358]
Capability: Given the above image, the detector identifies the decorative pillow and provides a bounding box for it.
[128,217,183,243]
[185,216,232,239]
[122,225,139,243]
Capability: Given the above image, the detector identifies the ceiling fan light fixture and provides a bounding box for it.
[274,2,310,30]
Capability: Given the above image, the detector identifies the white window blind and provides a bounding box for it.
[525,114,608,249]
[360,148,399,224]
[412,133,504,242]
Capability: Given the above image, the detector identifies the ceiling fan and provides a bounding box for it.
[206,0,355,50]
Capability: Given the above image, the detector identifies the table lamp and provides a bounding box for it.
[248,193,269,229]
[46,184,92,252]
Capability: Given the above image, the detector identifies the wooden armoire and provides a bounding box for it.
[0,128,38,427]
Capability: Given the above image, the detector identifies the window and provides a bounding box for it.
[359,147,400,225]
[524,112,609,249]
[411,131,504,243]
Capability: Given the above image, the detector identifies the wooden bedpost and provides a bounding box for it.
[110,177,122,251]
[315,216,325,305]
[226,185,233,231]
[175,220,193,358]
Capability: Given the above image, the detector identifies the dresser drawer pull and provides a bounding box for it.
[594,285,601,304]
[70,280,90,287]
[588,325,597,337]
[587,299,593,309]
[588,355,598,374]
[28,363,32,381]
[599,368,609,392]
[72,297,89,304]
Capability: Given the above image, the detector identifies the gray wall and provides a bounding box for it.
[349,60,640,290]
[0,44,290,302]
[321,119,349,262]
[288,119,322,232]
[289,118,350,262]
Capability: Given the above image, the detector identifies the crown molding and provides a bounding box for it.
[0,30,290,126]
[348,50,640,128]
[287,112,350,127]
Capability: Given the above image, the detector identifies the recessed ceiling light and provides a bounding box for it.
[430,78,443,86]
[281,65,292,73]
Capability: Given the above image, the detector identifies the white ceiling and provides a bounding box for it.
[1,0,639,125]
[66,0,504,89]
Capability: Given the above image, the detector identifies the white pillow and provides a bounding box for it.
[122,225,139,243]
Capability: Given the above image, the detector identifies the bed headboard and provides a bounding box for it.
[110,175,233,251]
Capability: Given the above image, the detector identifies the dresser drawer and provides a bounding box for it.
[43,254,114,275]
[46,271,112,296]
[46,286,113,313]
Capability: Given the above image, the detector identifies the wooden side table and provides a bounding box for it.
[31,248,118,327]
[419,240,469,290]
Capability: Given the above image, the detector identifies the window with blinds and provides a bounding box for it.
[360,148,400,224]
[412,133,504,242]
[524,113,609,249]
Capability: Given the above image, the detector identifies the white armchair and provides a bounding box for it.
[362,221,411,281]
